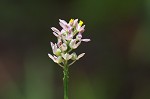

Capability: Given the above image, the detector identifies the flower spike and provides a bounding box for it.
[48,19,90,99]
[48,19,90,66]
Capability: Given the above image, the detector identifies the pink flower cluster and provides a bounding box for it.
[48,19,90,67]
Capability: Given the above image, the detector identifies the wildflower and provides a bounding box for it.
[48,19,90,66]
[48,19,90,99]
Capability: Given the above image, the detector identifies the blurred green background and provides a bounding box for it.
[0,0,150,99]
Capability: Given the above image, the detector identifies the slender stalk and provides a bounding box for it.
[63,61,69,99]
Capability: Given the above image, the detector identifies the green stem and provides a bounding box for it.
[63,61,69,99]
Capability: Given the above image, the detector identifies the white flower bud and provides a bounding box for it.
[71,52,77,60]
[55,48,61,56]
[56,56,63,63]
